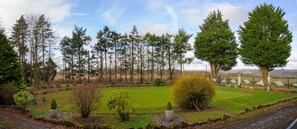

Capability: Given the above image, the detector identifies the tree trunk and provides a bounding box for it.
[179,56,182,76]
[168,47,173,81]
[109,56,112,83]
[124,51,128,84]
[161,51,165,80]
[151,47,154,83]
[71,53,74,81]
[210,63,219,80]
[119,62,122,82]
[78,49,81,83]
[34,38,38,86]
[100,52,103,84]
[87,51,90,83]
[147,47,150,83]
[114,45,117,83]
[140,53,143,84]
[105,51,107,83]
[260,66,270,90]
[130,41,134,84]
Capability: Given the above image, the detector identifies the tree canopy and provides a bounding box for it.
[238,3,292,88]
[194,10,237,79]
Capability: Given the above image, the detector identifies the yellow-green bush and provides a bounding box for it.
[172,74,215,110]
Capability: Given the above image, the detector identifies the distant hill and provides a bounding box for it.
[222,69,297,77]
[186,69,297,77]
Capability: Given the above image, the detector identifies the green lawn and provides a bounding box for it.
[28,86,297,127]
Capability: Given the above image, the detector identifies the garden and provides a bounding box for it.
[0,2,296,129]
[26,84,297,128]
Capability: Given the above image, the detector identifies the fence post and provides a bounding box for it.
[252,76,254,89]
[217,74,221,86]
[227,76,230,86]
[238,74,241,87]
[287,78,290,93]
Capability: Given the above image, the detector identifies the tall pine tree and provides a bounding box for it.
[194,10,237,79]
[0,27,25,89]
[10,15,29,84]
[174,28,192,76]
[238,4,292,90]
[72,26,91,83]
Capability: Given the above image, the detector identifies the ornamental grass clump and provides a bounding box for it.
[172,74,215,111]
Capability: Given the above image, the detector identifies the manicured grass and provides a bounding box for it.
[28,86,297,127]
[99,115,153,129]
[29,86,171,115]
[99,86,171,114]
[211,87,295,113]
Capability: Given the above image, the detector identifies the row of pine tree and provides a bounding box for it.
[7,3,292,88]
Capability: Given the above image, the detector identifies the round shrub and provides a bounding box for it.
[154,78,163,86]
[0,85,17,105]
[172,74,215,110]
[13,90,33,111]
[107,90,134,121]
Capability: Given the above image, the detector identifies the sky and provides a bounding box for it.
[0,0,296,71]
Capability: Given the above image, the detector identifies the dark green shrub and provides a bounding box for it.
[172,74,215,110]
[170,79,176,84]
[107,90,134,121]
[56,84,62,88]
[51,98,57,109]
[167,102,172,110]
[0,85,17,105]
[154,78,163,86]
[0,28,25,90]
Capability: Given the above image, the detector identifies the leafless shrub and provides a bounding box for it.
[71,86,100,118]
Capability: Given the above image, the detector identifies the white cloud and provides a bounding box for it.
[179,2,248,28]
[164,5,178,28]
[101,11,116,25]
[139,24,177,36]
[288,49,297,62]
[55,27,73,38]
[147,0,164,11]
[203,2,248,25]
[100,1,126,25]
[0,0,71,32]
[180,8,203,26]
[70,13,89,16]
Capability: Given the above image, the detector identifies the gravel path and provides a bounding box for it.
[222,105,297,129]
[191,100,297,129]
[0,111,52,129]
